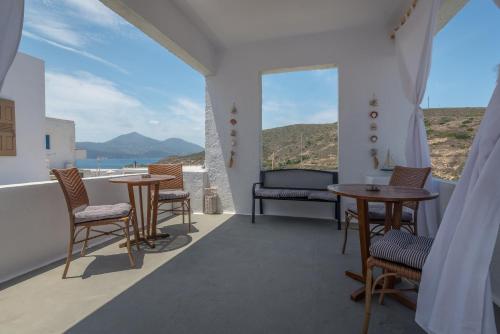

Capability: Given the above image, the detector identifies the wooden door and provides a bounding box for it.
[0,99,16,156]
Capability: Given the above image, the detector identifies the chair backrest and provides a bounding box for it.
[148,164,184,190]
[52,168,89,217]
[389,165,431,210]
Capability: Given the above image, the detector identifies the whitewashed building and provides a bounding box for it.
[45,117,86,169]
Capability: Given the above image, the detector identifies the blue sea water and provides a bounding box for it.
[76,158,162,169]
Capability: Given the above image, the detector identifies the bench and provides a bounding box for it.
[252,169,341,229]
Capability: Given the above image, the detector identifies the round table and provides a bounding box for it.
[328,184,438,303]
[110,174,175,248]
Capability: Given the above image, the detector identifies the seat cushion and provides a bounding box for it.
[369,230,433,269]
[158,189,190,200]
[75,203,131,223]
[347,203,413,221]
[307,190,338,201]
[254,188,310,198]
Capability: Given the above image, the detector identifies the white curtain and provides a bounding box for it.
[416,70,500,334]
[0,0,24,91]
[395,0,441,237]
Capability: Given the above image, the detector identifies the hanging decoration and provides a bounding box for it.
[369,94,379,169]
[228,103,238,168]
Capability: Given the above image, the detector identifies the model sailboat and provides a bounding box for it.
[381,149,395,171]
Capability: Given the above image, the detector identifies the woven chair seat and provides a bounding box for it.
[158,189,190,200]
[369,230,433,270]
[347,204,413,222]
[74,203,131,223]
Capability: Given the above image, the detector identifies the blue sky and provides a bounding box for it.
[19,0,500,144]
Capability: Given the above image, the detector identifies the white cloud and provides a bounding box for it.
[63,0,126,29]
[25,10,85,47]
[262,100,337,129]
[22,31,128,74]
[45,71,205,145]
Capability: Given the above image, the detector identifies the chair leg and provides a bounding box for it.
[62,227,75,279]
[378,270,390,305]
[336,197,341,230]
[259,198,263,214]
[362,265,374,334]
[252,197,256,223]
[81,227,90,256]
[342,212,351,254]
[187,199,191,233]
[124,220,135,268]
[131,211,141,251]
[181,201,185,224]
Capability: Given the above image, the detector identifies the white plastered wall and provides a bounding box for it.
[0,53,48,185]
[45,117,77,169]
[205,26,412,217]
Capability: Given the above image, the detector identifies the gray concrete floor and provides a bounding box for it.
[0,214,498,333]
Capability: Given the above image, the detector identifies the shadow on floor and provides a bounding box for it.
[67,215,433,334]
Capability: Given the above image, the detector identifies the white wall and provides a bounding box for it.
[0,53,48,185]
[205,26,412,217]
[45,117,77,169]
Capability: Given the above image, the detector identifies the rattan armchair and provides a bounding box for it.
[362,230,433,333]
[342,166,431,254]
[148,164,191,232]
[53,168,140,278]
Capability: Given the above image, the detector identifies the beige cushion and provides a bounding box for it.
[158,189,190,200]
[75,203,131,223]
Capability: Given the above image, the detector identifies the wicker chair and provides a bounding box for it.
[53,168,140,279]
[362,230,433,333]
[342,166,431,254]
[148,164,191,232]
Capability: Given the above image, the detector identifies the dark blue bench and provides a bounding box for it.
[252,169,341,229]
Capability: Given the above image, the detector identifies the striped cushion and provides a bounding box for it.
[75,203,131,223]
[254,188,310,198]
[307,191,338,201]
[369,230,433,269]
[348,204,413,221]
[158,189,190,200]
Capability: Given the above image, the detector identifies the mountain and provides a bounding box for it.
[77,132,204,159]
[158,107,485,181]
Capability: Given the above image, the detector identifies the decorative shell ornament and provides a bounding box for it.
[230,129,237,136]
[369,94,379,107]
[231,103,238,114]
[230,118,237,126]
[370,122,377,131]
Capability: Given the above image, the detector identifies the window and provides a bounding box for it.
[261,67,338,171]
[45,134,50,150]
[424,0,500,181]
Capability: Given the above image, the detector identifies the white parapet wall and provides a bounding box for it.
[0,167,208,283]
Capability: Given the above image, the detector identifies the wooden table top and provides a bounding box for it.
[109,174,175,185]
[327,184,438,202]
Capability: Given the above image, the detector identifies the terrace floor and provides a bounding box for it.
[0,214,497,333]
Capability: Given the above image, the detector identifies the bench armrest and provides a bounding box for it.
[252,182,262,195]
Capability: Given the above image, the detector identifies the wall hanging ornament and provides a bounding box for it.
[369,94,379,107]
[370,135,378,143]
[370,122,377,131]
[370,111,378,119]
[371,148,379,169]
[228,103,238,168]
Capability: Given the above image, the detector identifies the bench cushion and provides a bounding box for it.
[254,188,310,198]
[75,203,131,223]
[347,204,413,221]
[369,230,433,269]
[307,190,337,201]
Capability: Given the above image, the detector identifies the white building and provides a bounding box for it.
[0,53,48,185]
[45,117,86,170]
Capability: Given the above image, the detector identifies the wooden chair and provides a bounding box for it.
[53,168,140,279]
[148,164,191,232]
[362,230,433,333]
[342,166,431,254]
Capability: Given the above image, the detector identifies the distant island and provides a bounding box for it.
[76,132,204,159]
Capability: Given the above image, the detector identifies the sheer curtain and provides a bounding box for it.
[395,0,441,237]
[0,0,24,91]
[416,2,500,333]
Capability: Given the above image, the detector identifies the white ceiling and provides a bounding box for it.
[171,0,412,48]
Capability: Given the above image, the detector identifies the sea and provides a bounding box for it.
[76,158,162,169]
